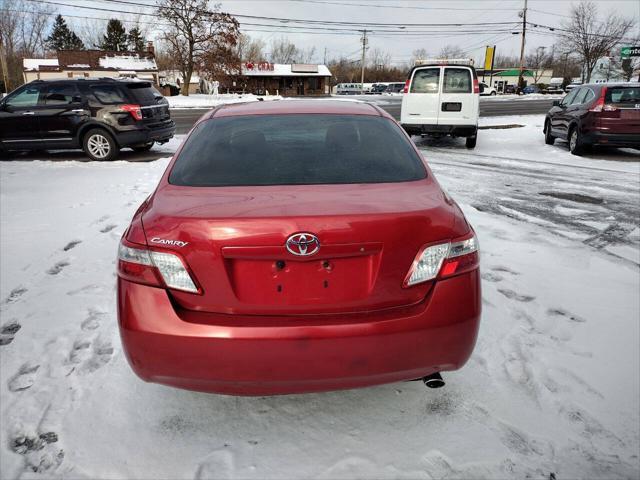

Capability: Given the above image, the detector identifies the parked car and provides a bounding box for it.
[479,82,497,96]
[543,83,640,155]
[564,82,581,93]
[504,84,516,94]
[117,100,481,395]
[400,59,480,148]
[335,83,364,95]
[371,83,389,93]
[544,85,564,94]
[386,82,406,93]
[523,85,541,94]
[0,78,175,161]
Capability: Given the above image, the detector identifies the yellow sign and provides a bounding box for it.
[484,46,495,71]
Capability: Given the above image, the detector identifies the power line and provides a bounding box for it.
[284,0,521,12]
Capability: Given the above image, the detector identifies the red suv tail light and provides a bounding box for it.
[589,86,619,117]
[404,232,479,287]
[117,239,201,293]
[403,79,410,93]
[119,104,143,121]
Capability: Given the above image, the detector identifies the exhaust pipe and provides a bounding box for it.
[422,372,445,388]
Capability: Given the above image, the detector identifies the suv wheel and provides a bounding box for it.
[568,127,585,156]
[465,135,477,149]
[131,142,154,153]
[83,129,119,161]
[544,121,555,145]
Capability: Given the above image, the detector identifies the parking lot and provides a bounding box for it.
[1,113,638,479]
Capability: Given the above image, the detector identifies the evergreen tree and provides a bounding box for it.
[45,15,85,51]
[101,19,128,51]
[128,27,145,52]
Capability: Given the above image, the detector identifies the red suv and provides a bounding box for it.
[117,100,481,395]
[544,83,640,155]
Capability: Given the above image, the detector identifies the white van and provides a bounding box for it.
[400,59,480,148]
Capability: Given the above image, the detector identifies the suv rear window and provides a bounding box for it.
[169,114,426,186]
[126,83,162,104]
[90,85,128,104]
[605,86,640,105]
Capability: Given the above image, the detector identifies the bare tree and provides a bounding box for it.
[269,37,298,64]
[296,46,316,64]
[410,48,429,65]
[236,34,266,62]
[559,1,635,83]
[526,47,551,83]
[439,45,466,59]
[368,47,391,69]
[158,0,239,96]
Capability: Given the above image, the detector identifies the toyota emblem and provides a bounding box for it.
[286,233,320,256]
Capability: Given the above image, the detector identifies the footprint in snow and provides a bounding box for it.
[0,321,21,346]
[100,224,117,233]
[547,308,586,323]
[491,265,520,275]
[8,363,40,391]
[71,338,114,375]
[47,261,69,275]
[4,286,27,304]
[481,272,503,283]
[12,432,64,473]
[62,240,81,251]
[498,289,535,302]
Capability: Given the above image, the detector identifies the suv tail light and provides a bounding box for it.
[473,78,480,94]
[119,104,143,121]
[404,232,479,287]
[403,79,410,93]
[589,86,619,117]
[118,239,200,293]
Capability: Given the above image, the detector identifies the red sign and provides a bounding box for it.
[245,62,274,71]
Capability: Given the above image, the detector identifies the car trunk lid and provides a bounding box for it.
[142,180,457,315]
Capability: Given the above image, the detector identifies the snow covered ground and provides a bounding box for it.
[1,116,638,479]
[165,94,282,109]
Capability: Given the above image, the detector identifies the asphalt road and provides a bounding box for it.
[170,97,557,134]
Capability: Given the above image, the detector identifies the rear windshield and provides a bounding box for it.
[169,114,426,187]
[443,68,472,93]
[410,68,440,93]
[126,83,163,104]
[605,86,640,105]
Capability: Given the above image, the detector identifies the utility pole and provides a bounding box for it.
[516,0,528,94]
[360,29,367,93]
[323,47,327,65]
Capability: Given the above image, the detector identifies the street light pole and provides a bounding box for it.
[360,29,367,93]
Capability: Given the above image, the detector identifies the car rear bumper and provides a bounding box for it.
[401,124,478,137]
[118,270,481,395]
[584,130,640,148]
[116,120,176,146]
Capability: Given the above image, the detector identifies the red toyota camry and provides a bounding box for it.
[117,100,481,395]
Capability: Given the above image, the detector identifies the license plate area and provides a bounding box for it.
[227,256,376,305]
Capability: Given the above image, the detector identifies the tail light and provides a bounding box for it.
[117,239,200,293]
[589,87,618,113]
[473,78,480,94]
[404,232,479,287]
[403,79,410,93]
[119,104,143,121]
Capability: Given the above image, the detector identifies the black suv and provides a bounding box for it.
[0,78,175,161]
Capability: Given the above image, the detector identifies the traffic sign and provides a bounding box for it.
[621,46,640,58]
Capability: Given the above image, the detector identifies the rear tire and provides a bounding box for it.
[490,91,497,96]
[131,142,154,153]
[568,127,585,156]
[544,121,555,145]
[465,135,477,149]
[83,128,119,161]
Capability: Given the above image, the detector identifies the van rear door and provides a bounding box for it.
[438,67,477,126]
[401,66,441,126]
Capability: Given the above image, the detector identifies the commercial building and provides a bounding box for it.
[476,68,554,92]
[239,63,332,96]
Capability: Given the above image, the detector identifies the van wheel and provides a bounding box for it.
[568,127,585,156]
[465,136,477,149]
[131,142,154,153]
[544,121,555,145]
[83,128,119,161]
[490,91,497,96]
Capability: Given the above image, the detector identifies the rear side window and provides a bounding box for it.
[126,83,162,104]
[606,87,640,105]
[90,85,128,104]
[443,68,472,93]
[169,114,426,187]
[44,84,80,105]
[571,88,589,105]
[410,68,440,93]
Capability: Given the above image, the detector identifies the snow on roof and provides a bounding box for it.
[67,64,90,68]
[242,63,332,77]
[99,54,157,71]
[23,58,59,71]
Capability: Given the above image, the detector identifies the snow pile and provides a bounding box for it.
[166,94,283,109]
[98,54,157,71]
[0,117,638,479]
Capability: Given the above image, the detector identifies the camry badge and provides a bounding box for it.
[286,233,320,256]
[150,237,189,247]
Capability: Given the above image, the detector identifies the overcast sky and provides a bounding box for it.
[60,0,640,66]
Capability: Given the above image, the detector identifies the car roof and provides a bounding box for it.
[209,100,386,119]
[582,82,640,88]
